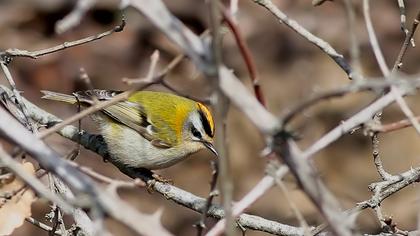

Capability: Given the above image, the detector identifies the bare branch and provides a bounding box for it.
[0,19,125,60]
[363,0,390,76]
[253,0,353,79]
[206,165,290,236]
[55,0,97,34]
[196,161,219,236]
[0,146,73,213]
[127,0,214,75]
[392,10,420,71]
[222,8,266,106]
[0,63,36,132]
[273,139,353,236]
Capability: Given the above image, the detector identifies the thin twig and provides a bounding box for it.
[374,116,420,133]
[0,62,35,132]
[282,77,420,125]
[55,0,97,34]
[0,146,73,213]
[37,50,159,139]
[206,165,289,236]
[207,1,235,236]
[1,19,125,60]
[371,119,392,180]
[363,0,390,76]
[25,217,62,235]
[196,161,219,236]
[270,166,311,236]
[253,0,353,79]
[222,8,266,106]
[397,0,407,35]
[273,138,353,236]
[364,0,420,136]
[392,10,420,71]
[343,0,363,80]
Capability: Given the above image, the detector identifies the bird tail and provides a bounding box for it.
[40,90,78,104]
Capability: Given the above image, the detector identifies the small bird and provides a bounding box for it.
[41,89,217,170]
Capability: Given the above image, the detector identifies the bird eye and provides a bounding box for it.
[191,126,202,139]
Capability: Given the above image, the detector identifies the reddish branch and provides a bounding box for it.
[222,9,266,107]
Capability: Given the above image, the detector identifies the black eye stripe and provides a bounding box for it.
[191,126,202,139]
[198,110,214,138]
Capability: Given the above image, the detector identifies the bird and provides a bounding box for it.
[41,89,217,171]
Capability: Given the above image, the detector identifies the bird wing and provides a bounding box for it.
[74,90,173,148]
[103,102,172,149]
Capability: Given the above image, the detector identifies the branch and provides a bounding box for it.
[0,146,73,213]
[252,0,353,79]
[0,19,125,60]
[127,0,214,76]
[55,0,97,34]
[273,138,353,236]
[206,166,290,236]
[392,10,420,71]
[222,8,266,106]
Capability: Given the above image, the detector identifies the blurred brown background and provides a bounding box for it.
[1,0,420,235]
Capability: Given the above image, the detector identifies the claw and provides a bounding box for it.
[152,173,173,185]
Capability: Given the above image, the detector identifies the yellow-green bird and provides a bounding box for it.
[41,90,217,170]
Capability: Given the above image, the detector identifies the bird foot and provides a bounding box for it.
[146,173,173,193]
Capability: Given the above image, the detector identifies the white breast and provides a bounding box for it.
[99,122,198,169]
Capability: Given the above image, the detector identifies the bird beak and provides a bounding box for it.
[203,142,218,157]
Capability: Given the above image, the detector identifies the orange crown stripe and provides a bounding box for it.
[197,102,215,136]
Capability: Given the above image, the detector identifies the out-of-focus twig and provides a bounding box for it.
[0,62,35,132]
[25,217,62,235]
[312,0,333,7]
[343,0,363,80]
[282,76,420,125]
[55,0,97,34]
[208,1,234,235]
[364,0,420,136]
[0,146,73,213]
[127,0,214,75]
[37,50,159,139]
[273,138,353,236]
[222,8,266,106]
[302,91,395,159]
[363,0,390,76]
[196,161,219,236]
[373,116,420,133]
[206,166,290,236]
[398,0,407,35]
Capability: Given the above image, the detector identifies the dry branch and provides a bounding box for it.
[252,0,353,79]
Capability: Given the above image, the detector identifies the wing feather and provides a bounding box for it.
[102,101,172,149]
